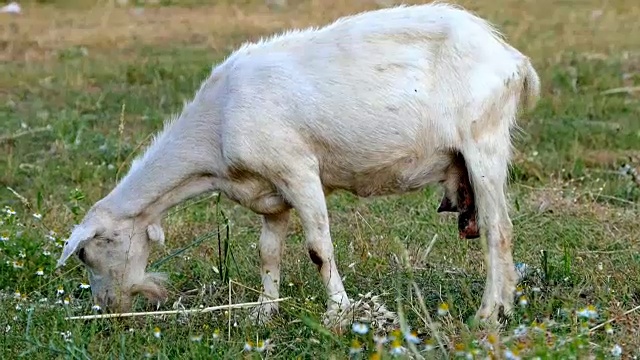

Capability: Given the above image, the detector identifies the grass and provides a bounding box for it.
[1,0,639,358]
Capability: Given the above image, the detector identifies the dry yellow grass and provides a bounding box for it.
[2,0,639,64]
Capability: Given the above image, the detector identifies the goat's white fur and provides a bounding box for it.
[58,3,540,328]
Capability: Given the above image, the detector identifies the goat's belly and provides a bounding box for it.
[321,152,452,197]
[219,177,290,215]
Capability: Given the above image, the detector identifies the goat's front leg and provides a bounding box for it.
[249,211,290,325]
[275,167,351,331]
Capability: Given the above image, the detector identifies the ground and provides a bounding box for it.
[1,0,639,358]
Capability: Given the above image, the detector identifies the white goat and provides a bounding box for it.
[57,2,540,328]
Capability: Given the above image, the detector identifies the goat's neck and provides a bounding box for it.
[102,100,220,221]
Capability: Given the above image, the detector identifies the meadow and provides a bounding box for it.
[1,0,639,358]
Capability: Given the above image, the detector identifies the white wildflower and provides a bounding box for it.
[519,295,528,307]
[611,344,622,357]
[605,323,613,335]
[437,302,449,316]
[514,324,528,338]
[243,341,253,352]
[351,322,369,335]
[504,349,521,360]
[60,331,72,342]
[577,305,598,320]
[404,330,420,344]
[33,213,42,220]
[190,335,203,342]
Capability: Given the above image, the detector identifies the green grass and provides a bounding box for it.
[1,0,640,358]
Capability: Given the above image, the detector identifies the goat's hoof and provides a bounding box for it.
[248,296,279,326]
[474,302,510,330]
[321,302,353,334]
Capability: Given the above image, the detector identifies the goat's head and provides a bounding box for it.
[56,206,168,312]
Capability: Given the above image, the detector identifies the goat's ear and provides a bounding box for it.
[147,223,165,246]
[56,222,99,268]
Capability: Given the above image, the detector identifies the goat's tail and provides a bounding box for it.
[520,58,541,112]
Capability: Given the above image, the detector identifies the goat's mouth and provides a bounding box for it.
[94,291,133,313]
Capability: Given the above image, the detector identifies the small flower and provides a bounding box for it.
[504,348,521,360]
[373,335,388,345]
[577,305,598,320]
[531,320,546,333]
[243,341,253,352]
[60,331,72,343]
[404,329,420,344]
[33,213,42,220]
[605,323,613,335]
[12,261,24,269]
[212,328,220,339]
[437,302,449,316]
[63,297,70,305]
[190,334,203,342]
[255,339,270,352]
[349,339,363,355]
[56,286,64,295]
[454,343,466,357]
[153,327,161,339]
[18,250,26,258]
[79,283,90,289]
[351,322,369,335]
[43,250,51,256]
[5,207,16,216]
[515,286,524,296]
[92,305,102,311]
[0,234,8,241]
[389,339,406,356]
[424,339,435,351]
[611,344,622,357]
[389,328,402,341]
[35,268,44,276]
[13,291,21,299]
[518,295,528,307]
[513,324,527,338]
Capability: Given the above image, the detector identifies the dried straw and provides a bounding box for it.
[65,297,289,320]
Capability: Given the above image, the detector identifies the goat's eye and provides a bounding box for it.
[77,248,86,263]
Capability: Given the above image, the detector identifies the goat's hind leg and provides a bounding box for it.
[462,139,517,324]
